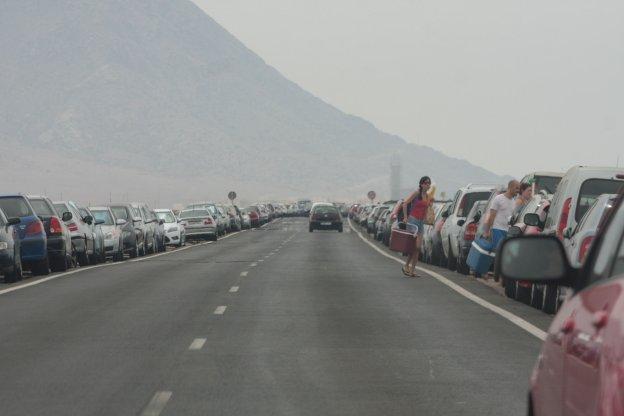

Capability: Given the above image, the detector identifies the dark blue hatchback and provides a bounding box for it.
[0,195,49,275]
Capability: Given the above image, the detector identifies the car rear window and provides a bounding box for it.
[29,199,56,216]
[180,210,209,219]
[92,210,114,225]
[110,207,129,221]
[314,206,339,215]
[156,211,176,223]
[534,176,561,194]
[577,179,624,221]
[458,192,491,217]
[0,197,33,218]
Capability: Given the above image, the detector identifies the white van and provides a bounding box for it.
[543,166,624,239]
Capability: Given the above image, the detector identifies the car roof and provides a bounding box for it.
[154,209,172,212]
[88,206,110,210]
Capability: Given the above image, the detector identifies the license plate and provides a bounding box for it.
[321,222,332,226]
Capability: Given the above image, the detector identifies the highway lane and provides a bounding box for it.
[0,218,546,415]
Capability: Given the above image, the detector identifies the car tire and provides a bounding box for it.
[457,254,469,275]
[446,241,457,271]
[129,245,138,259]
[530,285,543,309]
[78,248,90,267]
[504,278,517,299]
[542,284,559,314]
[210,234,218,242]
[515,283,532,305]
[31,256,50,276]
[51,254,69,272]
[4,253,23,283]
[309,225,314,232]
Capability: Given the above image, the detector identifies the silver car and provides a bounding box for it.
[155,209,186,247]
[179,209,217,241]
[89,206,124,261]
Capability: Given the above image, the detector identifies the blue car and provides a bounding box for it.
[0,209,22,283]
[0,195,49,276]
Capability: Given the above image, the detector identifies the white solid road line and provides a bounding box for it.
[229,286,239,293]
[214,306,227,315]
[141,391,172,416]
[348,219,547,341]
[250,262,257,267]
[188,338,207,350]
[0,230,247,297]
[240,271,248,277]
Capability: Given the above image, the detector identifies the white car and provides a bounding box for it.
[89,206,124,261]
[544,166,624,239]
[154,209,185,247]
[564,193,618,268]
[440,184,496,271]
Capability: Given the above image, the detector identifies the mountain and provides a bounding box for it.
[0,0,506,206]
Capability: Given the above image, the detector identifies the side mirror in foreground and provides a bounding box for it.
[497,236,572,284]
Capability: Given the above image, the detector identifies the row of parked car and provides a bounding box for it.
[350,166,624,315]
[0,195,299,284]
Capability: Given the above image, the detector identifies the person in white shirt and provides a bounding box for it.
[484,180,520,248]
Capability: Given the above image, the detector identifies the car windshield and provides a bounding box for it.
[458,192,491,217]
[576,179,624,221]
[180,210,209,219]
[29,199,55,216]
[91,210,114,225]
[156,211,176,223]
[0,197,33,218]
[110,207,129,221]
[314,206,339,215]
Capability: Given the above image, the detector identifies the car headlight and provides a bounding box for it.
[0,242,7,250]
[168,227,178,232]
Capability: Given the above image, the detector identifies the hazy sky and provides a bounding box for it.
[192,0,623,177]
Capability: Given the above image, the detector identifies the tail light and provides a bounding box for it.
[557,197,572,239]
[25,220,44,236]
[204,218,213,225]
[578,236,594,263]
[464,222,477,241]
[49,216,63,235]
[249,212,258,219]
[67,222,79,232]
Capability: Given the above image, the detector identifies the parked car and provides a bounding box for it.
[564,193,618,268]
[246,205,261,228]
[0,209,22,282]
[53,201,96,266]
[27,195,73,272]
[496,190,624,416]
[78,206,106,263]
[539,166,624,313]
[223,205,242,231]
[179,208,217,241]
[0,195,49,275]
[506,193,553,306]
[375,210,391,241]
[236,206,251,229]
[89,206,124,261]
[422,201,452,266]
[131,203,159,254]
[309,203,343,232]
[155,209,186,247]
[456,200,488,274]
[441,184,495,270]
[109,203,143,258]
[186,202,227,235]
[367,205,388,234]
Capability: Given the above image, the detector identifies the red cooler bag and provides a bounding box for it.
[389,228,415,255]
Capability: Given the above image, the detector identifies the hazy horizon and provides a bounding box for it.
[193,0,623,178]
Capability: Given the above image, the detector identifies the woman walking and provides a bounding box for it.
[401,176,434,277]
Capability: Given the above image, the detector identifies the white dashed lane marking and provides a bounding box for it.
[240,271,248,277]
[141,391,172,416]
[188,338,207,350]
[250,262,257,267]
[229,286,239,293]
[214,306,227,315]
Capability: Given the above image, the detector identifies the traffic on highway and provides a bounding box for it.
[1,165,623,415]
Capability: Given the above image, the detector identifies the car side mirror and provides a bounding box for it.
[497,236,572,283]
[474,213,482,223]
[441,211,449,219]
[159,219,165,225]
[7,217,20,226]
[83,215,94,225]
[457,219,465,227]
[62,211,73,222]
[563,228,573,239]
[116,218,127,226]
[523,213,540,227]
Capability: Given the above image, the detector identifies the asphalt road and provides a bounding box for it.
[0,218,549,416]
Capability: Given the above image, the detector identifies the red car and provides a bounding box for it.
[498,191,624,416]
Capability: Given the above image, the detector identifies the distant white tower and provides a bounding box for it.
[390,154,401,200]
